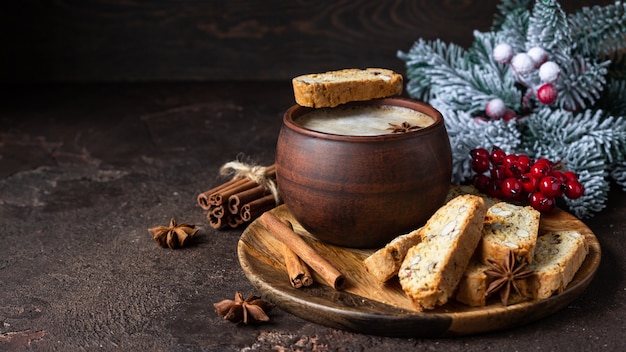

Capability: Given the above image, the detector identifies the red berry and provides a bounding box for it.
[529,192,556,212]
[539,176,563,197]
[537,83,558,104]
[490,164,507,180]
[470,148,490,160]
[534,158,552,166]
[487,179,504,198]
[550,170,568,184]
[519,173,539,193]
[503,109,516,121]
[502,178,523,199]
[490,147,506,165]
[516,154,532,173]
[473,174,491,192]
[530,162,552,179]
[471,157,491,173]
[564,180,584,199]
[563,171,578,182]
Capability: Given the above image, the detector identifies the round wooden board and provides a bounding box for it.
[237,204,601,337]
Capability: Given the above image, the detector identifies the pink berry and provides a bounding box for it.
[529,192,555,212]
[564,180,584,199]
[539,61,560,83]
[486,98,507,119]
[493,43,514,64]
[511,53,535,74]
[537,83,558,104]
[527,47,548,67]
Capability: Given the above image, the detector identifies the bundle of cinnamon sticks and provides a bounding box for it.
[197,164,279,229]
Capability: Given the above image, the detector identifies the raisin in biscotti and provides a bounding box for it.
[479,202,540,265]
[520,230,588,300]
[363,228,423,282]
[292,68,403,108]
[398,195,487,311]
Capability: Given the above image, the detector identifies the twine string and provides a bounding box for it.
[219,161,280,205]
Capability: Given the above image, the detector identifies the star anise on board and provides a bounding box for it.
[148,218,198,249]
[387,121,422,133]
[213,292,275,324]
[484,250,533,306]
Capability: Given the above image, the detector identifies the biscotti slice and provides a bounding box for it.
[363,227,423,282]
[292,68,403,108]
[520,230,589,300]
[455,259,489,307]
[479,202,540,265]
[398,194,487,311]
[445,184,499,208]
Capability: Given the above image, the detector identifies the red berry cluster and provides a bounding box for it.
[470,146,584,212]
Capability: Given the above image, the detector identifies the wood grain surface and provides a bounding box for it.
[3,0,615,82]
[238,203,601,337]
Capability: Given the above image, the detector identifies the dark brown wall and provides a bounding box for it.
[2,0,614,82]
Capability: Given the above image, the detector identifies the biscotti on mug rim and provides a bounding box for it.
[292,68,403,108]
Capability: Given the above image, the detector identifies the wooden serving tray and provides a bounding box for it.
[237,205,601,337]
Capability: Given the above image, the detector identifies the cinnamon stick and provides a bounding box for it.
[240,194,276,222]
[228,214,244,228]
[209,178,256,206]
[280,221,313,288]
[259,212,344,290]
[197,177,241,210]
[228,185,267,215]
[207,207,226,229]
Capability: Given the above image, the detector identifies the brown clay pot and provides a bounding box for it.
[276,97,452,248]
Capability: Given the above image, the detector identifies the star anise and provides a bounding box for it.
[484,250,533,306]
[213,292,275,324]
[148,217,198,249]
[387,121,422,133]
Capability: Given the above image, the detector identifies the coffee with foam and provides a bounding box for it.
[295,105,434,136]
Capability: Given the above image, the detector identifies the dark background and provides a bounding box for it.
[2,0,614,82]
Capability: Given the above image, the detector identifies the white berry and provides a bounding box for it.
[485,98,507,119]
[493,43,514,64]
[511,53,535,74]
[527,47,548,67]
[539,61,561,83]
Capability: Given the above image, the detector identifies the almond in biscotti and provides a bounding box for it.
[398,194,487,311]
[479,202,540,266]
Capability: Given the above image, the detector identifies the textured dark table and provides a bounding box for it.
[1,83,625,351]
